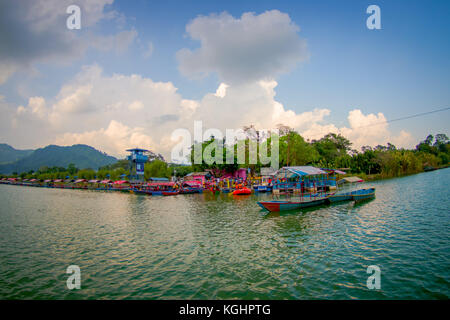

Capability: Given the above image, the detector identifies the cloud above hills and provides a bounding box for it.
[0,0,136,84]
[177,10,309,84]
[0,8,414,161]
[5,65,413,161]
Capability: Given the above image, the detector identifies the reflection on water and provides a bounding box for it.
[0,168,449,299]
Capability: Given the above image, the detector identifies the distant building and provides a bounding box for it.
[184,172,211,184]
[260,167,277,177]
[126,148,149,182]
[149,177,169,182]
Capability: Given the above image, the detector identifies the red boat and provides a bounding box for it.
[162,190,179,196]
[232,187,252,195]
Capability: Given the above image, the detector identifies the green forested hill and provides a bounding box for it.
[0,144,33,164]
[0,144,117,174]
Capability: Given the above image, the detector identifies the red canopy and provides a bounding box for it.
[113,180,129,185]
[147,182,175,187]
[183,181,202,187]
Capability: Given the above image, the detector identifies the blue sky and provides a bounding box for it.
[0,0,449,157]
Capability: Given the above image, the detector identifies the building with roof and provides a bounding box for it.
[126,148,149,182]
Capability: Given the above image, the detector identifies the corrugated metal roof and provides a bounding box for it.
[185,172,209,176]
[278,166,328,177]
[260,167,276,176]
[147,182,175,186]
[149,177,169,181]
[338,176,364,184]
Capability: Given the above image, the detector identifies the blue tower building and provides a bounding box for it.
[126,148,149,182]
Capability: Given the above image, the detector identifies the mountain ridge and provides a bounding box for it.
[0,144,118,174]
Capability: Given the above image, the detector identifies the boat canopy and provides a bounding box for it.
[260,167,277,176]
[275,166,328,178]
[149,177,169,181]
[182,181,202,187]
[147,182,175,187]
[74,179,87,183]
[113,180,129,185]
[126,148,149,152]
[321,168,347,175]
[54,179,63,182]
[185,172,210,177]
[100,179,113,184]
[88,179,100,183]
[338,176,364,184]
[44,179,52,183]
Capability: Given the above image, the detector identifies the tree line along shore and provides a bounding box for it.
[1,130,448,182]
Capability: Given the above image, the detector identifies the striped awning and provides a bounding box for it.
[113,180,129,185]
[338,176,364,184]
[277,166,328,178]
[147,182,175,187]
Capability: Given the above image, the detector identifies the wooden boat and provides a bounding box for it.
[327,188,375,203]
[232,187,252,195]
[258,196,328,212]
[179,187,203,194]
[351,188,375,202]
[326,192,353,203]
[255,185,268,192]
[133,189,152,195]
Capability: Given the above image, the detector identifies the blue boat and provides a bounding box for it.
[327,192,353,203]
[255,185,270,192]
[351,188,376,202]
[327,188,375,203]
[258,166,336,212]
[258,196,328,212]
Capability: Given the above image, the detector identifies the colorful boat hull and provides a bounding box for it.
[351,188,375,202]
[162,191,179,196]
[258,198,327,212]
[232,187,252,195]
[326,192,352,203]
[255,185,268,192]
[133,190,152,195]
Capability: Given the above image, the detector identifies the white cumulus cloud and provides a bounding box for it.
[177,10,309,84]
[0,0,136,84]
[6,66,414,160]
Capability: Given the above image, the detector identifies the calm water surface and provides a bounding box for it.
[0,169,449,299]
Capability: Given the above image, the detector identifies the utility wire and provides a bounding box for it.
[305,107,450,140]
[354,107,450,129]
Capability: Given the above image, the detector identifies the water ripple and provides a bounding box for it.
[0,169,449,299]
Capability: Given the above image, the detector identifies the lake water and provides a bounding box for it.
[0,169,449,299]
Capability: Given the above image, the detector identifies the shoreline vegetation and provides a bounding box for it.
[0,130,448,183]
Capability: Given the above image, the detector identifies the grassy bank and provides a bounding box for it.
[354,163,450,182]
